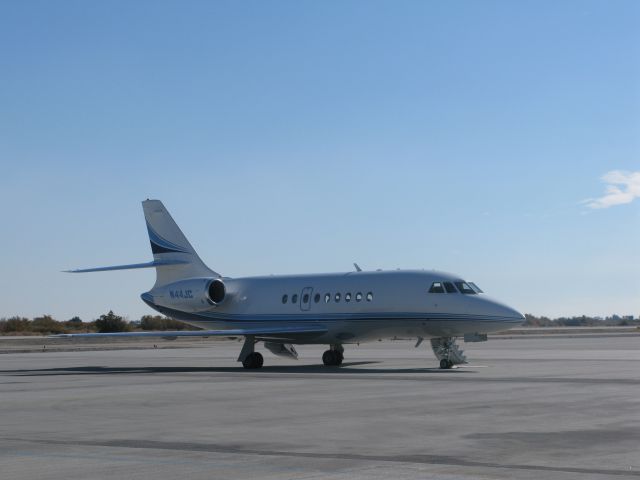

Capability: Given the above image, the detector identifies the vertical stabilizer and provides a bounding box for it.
[142,200,218,285]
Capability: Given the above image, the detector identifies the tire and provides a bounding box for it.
[322,350,336,366]
[440,358,451,369]
[242,352,264,369]
[242,355,254,369]
[254,352,264,368]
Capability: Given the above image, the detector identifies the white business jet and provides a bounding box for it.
[62,200,524,369]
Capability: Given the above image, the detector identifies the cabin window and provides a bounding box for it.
[335,293,341,302]
[366,292,373,301]
[355,292,363,302]
[454,281,476,294]
[325,293,331,303]
[292,294,298,303]
[302,293,309,303]
[428,282,445,293]
[314,293,320,303]
[282,294,288,304]
[345,292,352,302]
[443,282,457,293]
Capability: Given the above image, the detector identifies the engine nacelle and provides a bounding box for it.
[154,277,226,312]
[207,278,226,304]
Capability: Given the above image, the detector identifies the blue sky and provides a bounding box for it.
[1,0,638,320]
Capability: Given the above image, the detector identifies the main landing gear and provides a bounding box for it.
[322,345,344,366]
[242,352,264,369]
[238,335,264,369]
[238,337,347,369]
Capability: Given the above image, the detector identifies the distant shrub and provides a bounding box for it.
[65,316,91,331]
[94,310,130,333]
[0,316,31,333]
[140,315,195,331]
[523,314,553,327]
[31,315,65,334]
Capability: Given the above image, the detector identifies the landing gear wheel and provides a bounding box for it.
[323,350,342,366]
[254,352,264,368]
[322,350,335,366]
[335,351,344,365]
[440,358,453,369]
[242,352,264,369]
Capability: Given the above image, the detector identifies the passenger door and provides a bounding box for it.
[300,287,313,311]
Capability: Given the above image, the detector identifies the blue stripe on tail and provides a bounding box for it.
[146,222,189,254]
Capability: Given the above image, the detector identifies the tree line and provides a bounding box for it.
[1,312,637,335]
[0,312,198,335]
[523,314,638,327]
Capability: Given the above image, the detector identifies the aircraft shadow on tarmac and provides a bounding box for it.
[0,362,474,377]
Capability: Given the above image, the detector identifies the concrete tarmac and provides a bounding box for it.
[1,336,639,479]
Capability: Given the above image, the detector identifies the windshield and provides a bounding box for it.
[454,281,477,294]
[443,281,457,293]
[429,280,480,294]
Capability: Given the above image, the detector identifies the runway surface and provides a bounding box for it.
[1,336,639,479]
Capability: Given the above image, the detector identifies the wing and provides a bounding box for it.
[51,324,327,342]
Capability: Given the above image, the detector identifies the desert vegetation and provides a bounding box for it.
[0,312,198,335]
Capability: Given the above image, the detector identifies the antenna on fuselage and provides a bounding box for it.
[353,263,362,272]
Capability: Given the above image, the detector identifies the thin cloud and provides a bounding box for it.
[584,170,640,209]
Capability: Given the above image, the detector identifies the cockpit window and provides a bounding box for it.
[428,282,445,293]
[468,282,483,293]
[443,282,457,293]
[454,281,477,294]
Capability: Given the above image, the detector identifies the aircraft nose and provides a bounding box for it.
[477,296,525,325]
[498,303,526,324]
[507,307,525,321]
[466,296,524,333]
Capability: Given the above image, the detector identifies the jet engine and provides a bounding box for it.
[154,277,226,312]
[207,279,226,304]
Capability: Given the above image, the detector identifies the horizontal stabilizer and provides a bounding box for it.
[64,259,188,273]
[51,325,328,341]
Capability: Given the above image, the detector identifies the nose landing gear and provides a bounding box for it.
[439,358,454,369]
[430,337,467,369]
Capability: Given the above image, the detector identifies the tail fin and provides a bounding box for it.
[65,200,219,285]
[142,200,218,285]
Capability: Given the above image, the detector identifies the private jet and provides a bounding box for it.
[61,200,525,369]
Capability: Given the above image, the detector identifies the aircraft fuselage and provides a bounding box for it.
[141,269,523,344]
